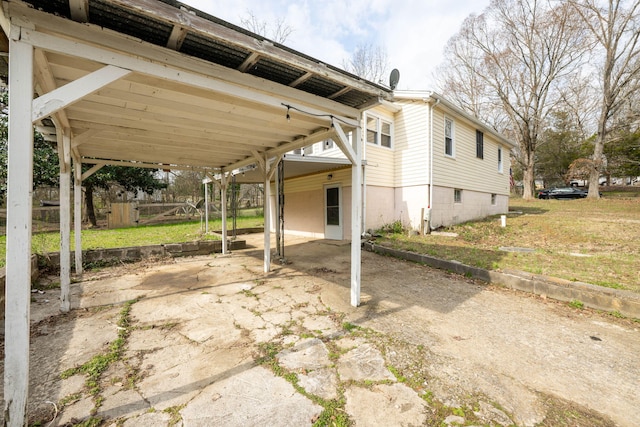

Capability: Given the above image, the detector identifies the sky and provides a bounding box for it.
[180,0,491,90]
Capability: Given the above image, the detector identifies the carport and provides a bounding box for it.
[0,0,392,424]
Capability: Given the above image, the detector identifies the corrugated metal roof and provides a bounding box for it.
[20,0,391,109]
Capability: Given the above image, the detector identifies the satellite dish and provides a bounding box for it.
[389,68,400,90]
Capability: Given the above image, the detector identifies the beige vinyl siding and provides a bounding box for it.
[365,145,394,187]
[432,106,510,196]
[363,107,395,188]
[393,100,429,187]
[283,167,351,193]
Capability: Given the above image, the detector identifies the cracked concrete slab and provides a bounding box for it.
[337,343,396,382]
[179,366,322,427]
[6,234,639,427]
[344,383,428,426]
[277,338,331,371]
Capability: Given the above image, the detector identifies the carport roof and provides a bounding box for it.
[0,0,393,172]
[232,154,351,184]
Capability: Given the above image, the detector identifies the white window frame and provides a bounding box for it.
[491,193,497,205]
[444,116,455,157]
[366,114,393,149]
[476,130,484,159]
[498,147,504,173]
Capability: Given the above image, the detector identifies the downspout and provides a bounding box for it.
[428,95,440,232]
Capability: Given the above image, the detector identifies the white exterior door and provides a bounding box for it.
[324,185,343,240]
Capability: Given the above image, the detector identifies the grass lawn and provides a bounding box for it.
[0,216,264,267]
[375,194,640,293]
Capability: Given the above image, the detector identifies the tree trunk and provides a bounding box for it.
[85,184,98,227]
[588,105,608,199]
[522,160,536,200]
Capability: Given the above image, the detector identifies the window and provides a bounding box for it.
[491,193,497,205]
[381,121,392,148]
[454,188,462,203]
[498,147,503,173]
[366,115,393,148]
[292,148,302,155]
[476,130,484,159]
[323,139,335,151]
[444,117,454,156]
[303,145,314,156]
[366,116,377,145]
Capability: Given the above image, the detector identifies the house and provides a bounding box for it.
[265,91,515,239]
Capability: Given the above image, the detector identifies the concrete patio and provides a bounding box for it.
[2,234,638,426]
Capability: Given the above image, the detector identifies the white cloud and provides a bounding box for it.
[181,0,490,89]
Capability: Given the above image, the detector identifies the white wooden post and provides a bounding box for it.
[4,36,34,427]
[263,170,271,273]
[351,125,363,307]
[59,133,71,312]
[74,159,83,275]
[220,174,228,254]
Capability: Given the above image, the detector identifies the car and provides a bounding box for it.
[538,187,588,199]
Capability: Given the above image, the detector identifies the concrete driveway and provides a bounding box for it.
[3,234,638,426]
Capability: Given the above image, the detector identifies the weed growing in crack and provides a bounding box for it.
[240,289,259,299]
[255,342,351,427]
[342,322,358,332]
[73,417,103,427]
[163,404,186,426]
[60,297,140,414]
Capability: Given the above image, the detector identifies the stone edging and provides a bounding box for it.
[363,242,640,319]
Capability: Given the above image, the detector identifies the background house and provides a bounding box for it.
[267,90,515,240]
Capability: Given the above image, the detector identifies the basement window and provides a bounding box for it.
[454,188,462,203]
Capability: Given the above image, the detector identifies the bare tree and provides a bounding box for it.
[240,11,293,44]
[569,0,640,198]
[342,43,389,84]
[438,0,590,199]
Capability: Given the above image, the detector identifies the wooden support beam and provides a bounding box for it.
[34,49,72,129]
[252,150,266,173]
[4,36,34,427]
[19,28,361,123]
[219,172,229,254]
[81,163,104,180]
[289,71,312,88]
[59,132,72,312]
[68,0,89,23]
[328,86,351,100]
[333,120,356,164]
[223,127,335,174]
[267,154,283,181]
[263,164,271,273]
[32,65,131,122]
[350,124,363,307]
[238,51,260,72]
[166,24,188,50]
[74,158,83,275]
